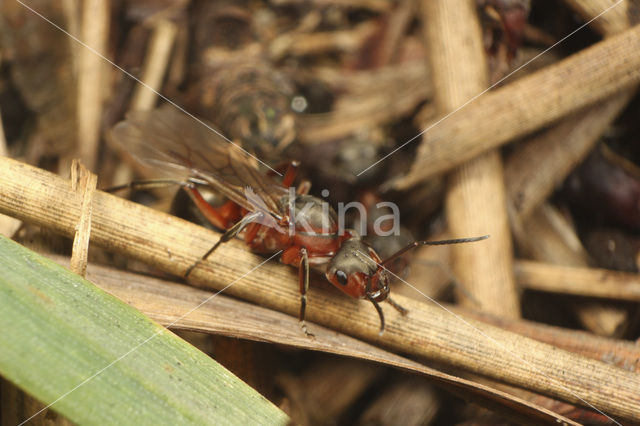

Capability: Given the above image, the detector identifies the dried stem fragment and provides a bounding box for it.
[423,0,519,317]
[77,0,109,170]
[69,160,97,277]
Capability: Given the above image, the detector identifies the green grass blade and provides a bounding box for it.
[0,236,289,425]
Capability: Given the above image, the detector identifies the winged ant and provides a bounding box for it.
[109,106,488,335]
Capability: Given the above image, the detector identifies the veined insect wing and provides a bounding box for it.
[109,105,288,223]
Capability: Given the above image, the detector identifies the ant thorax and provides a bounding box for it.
[278,193,339,237]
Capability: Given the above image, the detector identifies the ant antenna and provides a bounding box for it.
[380,235,490,268]
[387,297,408,316]
[365,297,408,336]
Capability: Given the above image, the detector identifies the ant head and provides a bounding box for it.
[325,237,389,302]
[326,233,488,334]
[326,235,399,334]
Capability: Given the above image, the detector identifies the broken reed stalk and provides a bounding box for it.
[69,160,96,277]
[516,259,640,302]
[129,19,177,112]
[565,0,639,36]
[1,157,639,422]
[423,0,519,317]
[516,204,628,336]
[77,0,109,171]
[393,23,640,189]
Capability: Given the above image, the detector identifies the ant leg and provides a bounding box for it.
[184,185,231,230]
[278,161,311,194]
[184,211,263,278]
[387,297,408,316]
[243,221,261,244]
[281,246,314,336]
[298,247,314,337]
[280,161,300,188]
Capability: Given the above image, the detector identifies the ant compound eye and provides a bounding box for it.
[335,270,348,286]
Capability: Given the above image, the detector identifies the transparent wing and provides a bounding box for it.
[109,105,287,217]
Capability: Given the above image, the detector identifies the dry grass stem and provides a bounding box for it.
[269,21,376,58]
[62,0,80,66]
[377,0,415,66]
[0,109,21,238]
[303,61,428,93]
[446,152,519,316]
[69,160,96,277]
[130,19,177,112]
[167,22,189,87]
[402,242,640,371]
[1,158,639,421]
[0,109,7,157]
[517,204,629,336]
[479,378,615,425]
[77,0,109,171]
[516,259,640,302]
[565,0,639,36]
[505,93,634,222]
[458,306,640,373]
[424,0,519,318]
[393,24,640,188]
[298,61,430,144]
[109,21,179,201]
[270,0,393,12]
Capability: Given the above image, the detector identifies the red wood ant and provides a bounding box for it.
[110,106,488,335]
